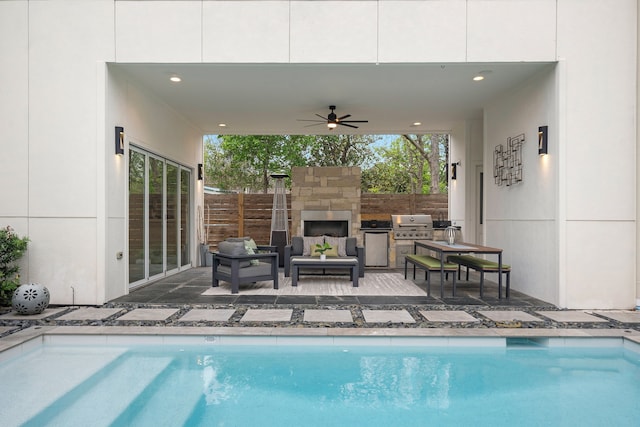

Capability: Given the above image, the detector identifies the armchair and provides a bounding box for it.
[212,239,278,294]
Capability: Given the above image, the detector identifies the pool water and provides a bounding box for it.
[1,341,639,426]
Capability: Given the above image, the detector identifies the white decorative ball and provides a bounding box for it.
[12,283,50,315]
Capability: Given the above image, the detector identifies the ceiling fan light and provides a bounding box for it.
[327,122,337,129]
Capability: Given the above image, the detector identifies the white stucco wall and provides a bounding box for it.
[0,0,637,308]
[105,66,204,302]
[0,1,203,305]
[484,66,559,305]
[555,0,637,308]
[449,122,467,234]
[1,1,115,305]
[462,119,484,245]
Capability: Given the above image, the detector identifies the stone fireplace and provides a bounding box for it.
[291,167,361,240]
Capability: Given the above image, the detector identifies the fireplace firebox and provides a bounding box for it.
[304,220,348,237]
[301,210,352,237]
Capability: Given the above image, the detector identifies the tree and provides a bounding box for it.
[204,133,449,194]
[204,135,258,191]
[206,135,312,193]
[361,137,412,193]
[306,135,377,166]
[401,133,448,194]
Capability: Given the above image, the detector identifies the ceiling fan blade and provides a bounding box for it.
[297,119,326,122]
[337,114,351,120]
[315,114,328,120]
[341,120,368,123]
[303,123,325,128]
[338,122,358,129]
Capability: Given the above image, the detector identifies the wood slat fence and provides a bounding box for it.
[203,193,448,250]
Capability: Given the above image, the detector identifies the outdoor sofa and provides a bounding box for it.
[283,236,365,278]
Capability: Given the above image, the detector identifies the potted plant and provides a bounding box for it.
[0,226,29,306]
[314,242,333,261]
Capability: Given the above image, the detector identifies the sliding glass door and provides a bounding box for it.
[128,147,192,288]
[166,163,179,272]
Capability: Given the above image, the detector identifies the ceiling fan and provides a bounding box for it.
[298,105,368,129]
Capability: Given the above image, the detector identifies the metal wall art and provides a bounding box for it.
[493,133,525,186]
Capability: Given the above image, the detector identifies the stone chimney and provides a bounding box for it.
[290,166,361,240]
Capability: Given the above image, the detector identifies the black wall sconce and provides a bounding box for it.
[451,162,461,180]
[538,125,548,155]
[197,163,203,181]
[115,126,124,155]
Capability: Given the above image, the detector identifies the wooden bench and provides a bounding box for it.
[446,255,511,298]
[404,254,458,296]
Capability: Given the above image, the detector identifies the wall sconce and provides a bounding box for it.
[451,162,461,180]
[538,125,548,155]
[197,163,203,181]
[115,126,124,155]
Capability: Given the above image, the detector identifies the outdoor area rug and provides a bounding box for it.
[201,272,428,296]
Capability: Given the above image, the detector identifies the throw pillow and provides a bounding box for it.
[218,240,246,256]
[217,240,250,268]
[302,236,324,256]
[245,246,260,266]
[311,243,338,257]
[246,238,258,250]
[324,236,347,257]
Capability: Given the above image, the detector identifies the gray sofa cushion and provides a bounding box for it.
[216,262,272,278]
[218,240,246,256]
[217,240,250,268]
[292,236,304,256]
[346,237,357,256]
[226,237,250,243]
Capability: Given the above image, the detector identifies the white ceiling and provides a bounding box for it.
[116,62,552,135]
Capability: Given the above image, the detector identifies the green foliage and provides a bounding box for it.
[204,133,449,194]
[205,135,312,193]
[0,226,29,306]
[306,135,376,166]
[314,242,332,254]
[361,137,419,193]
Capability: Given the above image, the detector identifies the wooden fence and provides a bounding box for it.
[203,193,448,249]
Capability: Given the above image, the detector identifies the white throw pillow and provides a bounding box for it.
[302,236,324,256]
[324,236,347,257]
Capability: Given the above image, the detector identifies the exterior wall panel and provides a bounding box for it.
[0,2,29,218]
[203,1,290,62]
[467,0,557,61]
[290,1,378,62]
[378,0,467,62]
[115,0,202,62]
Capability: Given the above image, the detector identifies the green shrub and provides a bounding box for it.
[0,226,29,306]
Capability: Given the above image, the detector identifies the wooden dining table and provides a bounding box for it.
[413,240,504,298]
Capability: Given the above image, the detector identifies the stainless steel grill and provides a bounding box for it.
[391,214,433,240]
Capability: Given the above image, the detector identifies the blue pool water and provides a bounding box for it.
[1,341,639,426]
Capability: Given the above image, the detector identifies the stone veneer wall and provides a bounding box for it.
[291,166,361,240]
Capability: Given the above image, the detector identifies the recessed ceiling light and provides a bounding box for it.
[218,123,227,128]
[412,122,422,126]
[170,75,182,83]
[473,70,492,82]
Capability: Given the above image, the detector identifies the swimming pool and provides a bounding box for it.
[1,336,639,426]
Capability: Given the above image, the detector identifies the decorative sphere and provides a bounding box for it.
[12,283,50,315]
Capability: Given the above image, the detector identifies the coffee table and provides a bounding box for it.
[290,256,359,287]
